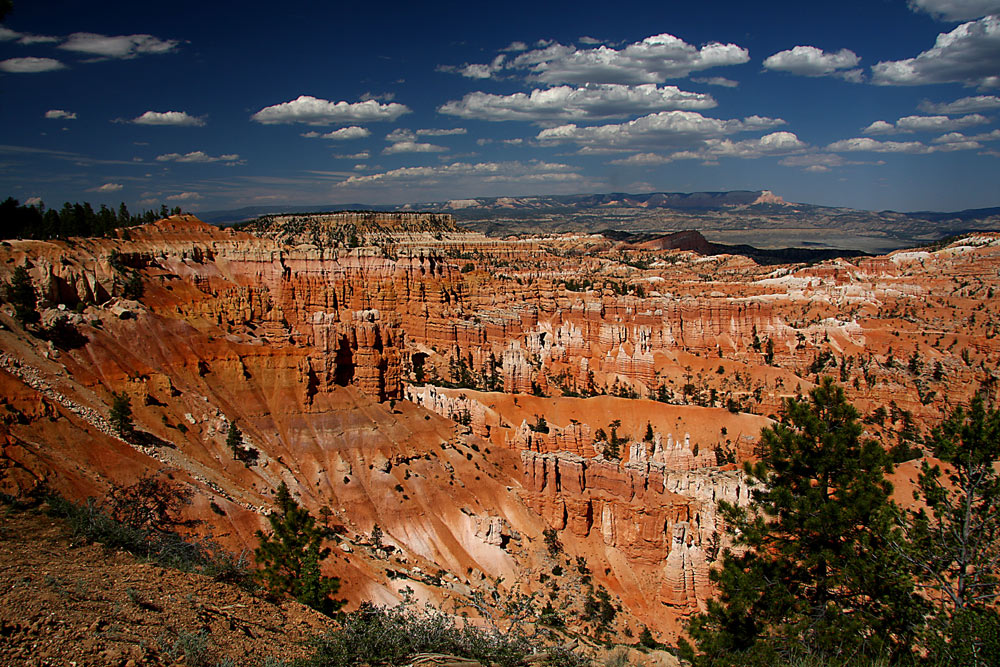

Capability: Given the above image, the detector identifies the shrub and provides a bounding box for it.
[107,473,193,532]
[161,630,211,666]
[530,415,550,433]
[43,314,87,349]
[122,271,144,300]
[45,492,255,589]
[542,527,562,557]
[639,626,658,649]
[294,601,586,667]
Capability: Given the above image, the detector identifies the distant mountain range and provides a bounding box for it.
[196,190,1000,224]
[195,190,1000,252]
[196,190,793,224]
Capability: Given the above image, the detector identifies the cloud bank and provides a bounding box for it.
[155,151,242,163]
[0,57,65,73]
[59,33,179,59]
[763,46,861,79]
[872,15,1000,88]
[132,111,206,127]
[536,110,785,151]
[252,96,410,125]
[908,0,1000,21]
[862,113,990,133]
[439,84,717,123]
[449,33,749,85]
[44,109,77,120]
[301,126,371,140]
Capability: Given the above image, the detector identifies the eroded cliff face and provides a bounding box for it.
[1,215,998,641]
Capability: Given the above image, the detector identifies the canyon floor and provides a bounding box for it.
[0,212,997,647]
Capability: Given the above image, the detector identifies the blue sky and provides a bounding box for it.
[2,0,1000,213]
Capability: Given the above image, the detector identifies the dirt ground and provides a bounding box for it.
[0,503,334,666]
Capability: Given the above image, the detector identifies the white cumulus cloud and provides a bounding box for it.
[446,33,749,85]
[92,183,124,192]
[828,137,933,153]
[830,129,997,153]
[919,94,1000,113]
[59,33,179,59]
[610,132,805,164]
[700,131,807,158]
[908,0,1000,21]
[382,141,448,154]
[336,160,581,187]
[871,15,1000,88]
[415,127,467,136]
[44,109,77,120]
[0,26,59,44]
[301,126,371,140]
[155,151,242,163]
[933,128,1000,143]
[862,120,897,134]
[166,192,202,201]
[763,46,861,79]
[609,152,673,165]
[514,34,750,84]
[439,84,717,123]
[18,34,60,45]
[0,57,65,73]
[386,128,466,141]
[862,113,990,133]
[251,95,410,125]
[131,111,206,127]
[536,110,785,151]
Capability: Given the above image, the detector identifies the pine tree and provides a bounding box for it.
[109,391,134,439]
[254,482,343,616]
[226,421,242,460]
[900,394,1000,665]
[683,378,921,665]
[5,263,40,325]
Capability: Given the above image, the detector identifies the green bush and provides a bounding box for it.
[293,601,587,667]
[45,492,255,590]
[922,607,1000,666]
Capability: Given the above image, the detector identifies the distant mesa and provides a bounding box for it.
[246,210,459,247]
[619,229,868,265]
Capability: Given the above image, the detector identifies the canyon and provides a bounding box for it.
[0,212,998,642]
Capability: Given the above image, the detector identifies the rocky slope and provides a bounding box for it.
[0,503,332,666]
[0,213,997,642]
